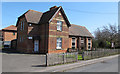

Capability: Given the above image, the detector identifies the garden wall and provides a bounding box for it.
[84,49,119,60]
[46,52,78,66]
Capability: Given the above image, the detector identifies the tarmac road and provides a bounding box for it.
[65,56,119,72]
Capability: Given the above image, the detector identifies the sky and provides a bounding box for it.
[1,2,118,35]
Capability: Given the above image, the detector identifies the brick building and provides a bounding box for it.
[2,25,17,48]
[16,6,93,54]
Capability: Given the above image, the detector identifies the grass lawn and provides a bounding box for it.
[78,54,83,60]
[66,54,83,60]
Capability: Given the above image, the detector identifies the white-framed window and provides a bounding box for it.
[88,39,91,43]
[72,38,76,49]
[56,38,62,49]
[81,38,84,43]
[57,21,62,31]
[88,38,91,50]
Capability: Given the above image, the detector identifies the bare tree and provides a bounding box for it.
[93,24,118,48]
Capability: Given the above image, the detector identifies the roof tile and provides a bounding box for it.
[2,25,17,31]
[69,24,93,37]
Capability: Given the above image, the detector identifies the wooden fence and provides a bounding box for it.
[83,49,119,60]
[46,52,78,66]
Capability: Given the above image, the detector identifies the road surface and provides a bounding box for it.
[65,56,118,72]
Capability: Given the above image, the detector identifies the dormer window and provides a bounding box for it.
[57,21,62,31]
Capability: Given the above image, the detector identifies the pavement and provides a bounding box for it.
[34,54,119,72]
[65,56,118,72]
[1,51,119,72]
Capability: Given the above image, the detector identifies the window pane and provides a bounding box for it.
[57,21,62,31]
[72,38,76,48]
[56,38,62,49]
[72,43,75,45]
[88,46,91,49]
[60,26,62,31]
[72,47,75,49]
[57,43,59,47]
[88,39,91,43]
[88,43,91,45]
[57,38,59,42]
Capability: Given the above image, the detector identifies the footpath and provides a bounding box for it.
[34,54,119,72]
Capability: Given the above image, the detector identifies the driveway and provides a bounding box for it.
[2,53,46,72]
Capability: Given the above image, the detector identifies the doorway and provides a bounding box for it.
[34,40,39,52]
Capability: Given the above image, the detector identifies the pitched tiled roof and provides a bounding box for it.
[69,24,93,37]
[17,6,71,27]
[25,10,43,24]
[2,25,17,31]
[39,7,59,24]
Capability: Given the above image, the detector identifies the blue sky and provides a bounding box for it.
[2,2,118,35]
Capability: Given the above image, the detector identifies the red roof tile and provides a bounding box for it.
[2,25,17,31]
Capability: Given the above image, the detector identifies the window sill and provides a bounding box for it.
[56,47,62,50]
[57,30,62,32]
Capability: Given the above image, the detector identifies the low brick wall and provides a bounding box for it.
[83,49,119,60]
[46,52,78,66]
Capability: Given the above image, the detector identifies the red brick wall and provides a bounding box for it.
[48,11,69,53]
[17,16,49,53]
[17,17,29,53]
[27,24,41,53]
[38,23,49,53]
[3,31,17,41]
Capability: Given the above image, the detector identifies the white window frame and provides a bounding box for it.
[56,38,62,49]
[88,39,91,50]
[72,37,76,49]
[57,21,62,31]
[81,38,84,43]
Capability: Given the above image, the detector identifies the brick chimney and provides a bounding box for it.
[50,6,58,10]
